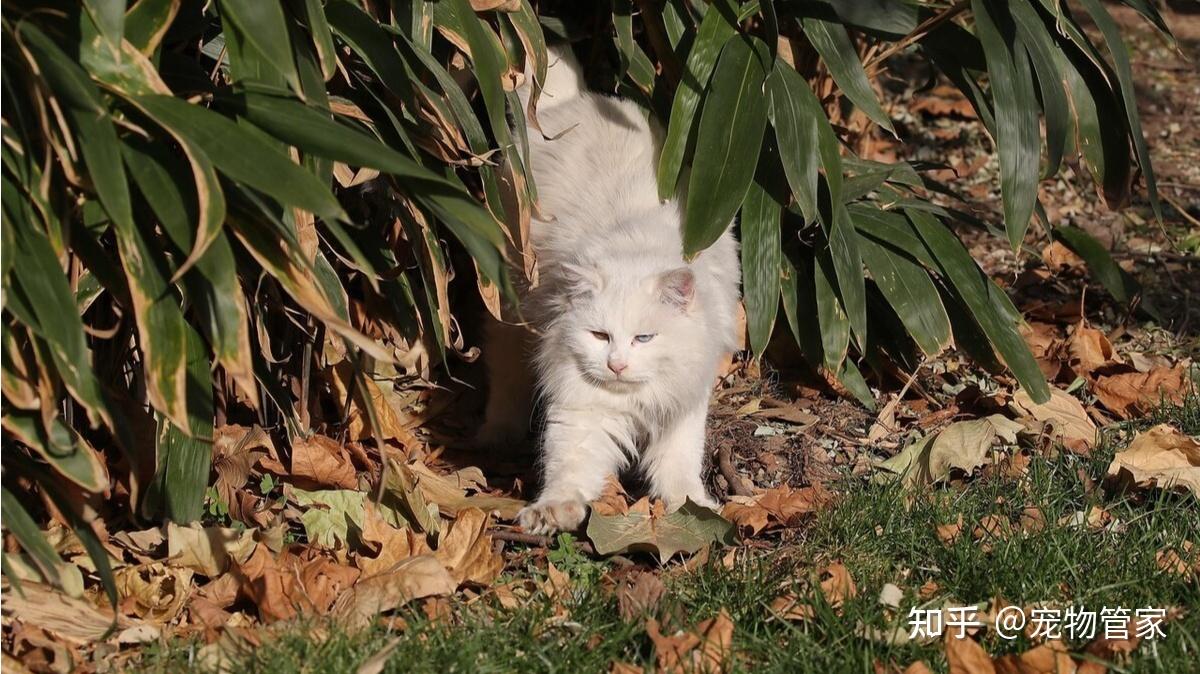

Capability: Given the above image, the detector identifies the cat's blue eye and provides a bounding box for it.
[590,331,610,341]
[633,334,656,344]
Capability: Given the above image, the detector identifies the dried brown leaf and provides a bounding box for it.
[114,563,193,623]
[1092,366,1190,420]
[435,507,503,587]
[944,634,996,674]
[616,571,666,622]
[1011,389,1096,453]
[1105,424,1200,496]
[335,555,456,629]
[291,435,358,490]
[819,562,858,608]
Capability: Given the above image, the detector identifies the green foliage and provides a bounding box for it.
[0,0,1167,601]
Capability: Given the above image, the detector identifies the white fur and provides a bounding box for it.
[482,47,741,535]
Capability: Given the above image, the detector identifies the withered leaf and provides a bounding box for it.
[291,435,358,490]
[586,500,735,562]
[335,555,456,629]
[1092,365,1189,420]
[1105,424,1200,497]
[434,507,503,587]
[1011,388,1097,453]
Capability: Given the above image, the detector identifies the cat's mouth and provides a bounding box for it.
[584,370,648,389]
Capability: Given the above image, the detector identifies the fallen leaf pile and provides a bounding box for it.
[1,419,521,665]
[1020,318,1193,422]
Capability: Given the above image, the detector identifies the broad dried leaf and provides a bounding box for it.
[211,424,281,518]
[166,523,256,577]
[616,571,666,622]
[874,416,1022,489]
[723,484,832,535]
[291,435,358,490]
[335,555,456,629]
[768,593,814,622]
[819,562,857,608]
[993,640,1075,674]
[1041,241,1085,272]
[646,609,735,674]
[1011,388,1097,453]
[586,500,735,562]
[1105,424,1200,497]
[407,461,525,520]
[1156,541,1197,579]
[354,502,428,576]
[1065,323,1115,377]
[1077,618,1142,674]
[232,543,302,623]
[434,507,503,586]
[1092,365,1190,419]
[2,582,159,645]
[591,476,632,516]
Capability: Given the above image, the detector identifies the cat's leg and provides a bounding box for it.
[475,318,535,447]
[518,409,629,534]
[641,400,718,510]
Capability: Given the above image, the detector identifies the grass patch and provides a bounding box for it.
[140,400,1200,673]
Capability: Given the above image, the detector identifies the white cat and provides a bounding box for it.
[479,46,741,535]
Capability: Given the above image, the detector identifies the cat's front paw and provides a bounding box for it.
[518,499,588,535]
[663,490,720,512]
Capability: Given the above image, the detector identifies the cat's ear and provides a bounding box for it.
[562,262,602,299]
[658,267,695,310]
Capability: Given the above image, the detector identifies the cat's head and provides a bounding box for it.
[557,262,698,388]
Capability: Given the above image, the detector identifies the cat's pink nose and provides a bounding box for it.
[607,360,627,375]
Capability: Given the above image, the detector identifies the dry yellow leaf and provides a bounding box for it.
[1105,424,1200,496]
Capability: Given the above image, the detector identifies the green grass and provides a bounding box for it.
[140,399,1200,673]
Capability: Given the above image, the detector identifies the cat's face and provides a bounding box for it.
[561,265,695,388]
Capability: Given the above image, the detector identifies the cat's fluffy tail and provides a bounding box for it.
[521,44,584,113]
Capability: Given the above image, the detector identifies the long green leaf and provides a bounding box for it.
[740,166,783,357]
[858,231,951,357]
[827,206,867,348]
[144,328,213,523]
[683,35,771,256]
[124,0,180,55]
[324,0,417,108]
[1075,0,1162,222]
[657,0,739,200]
[1009,1,1073,180]
[800,17,895,135]
[972,0,1040,251]
[216,0,302,93]
[0,488,64,587]
[19,24,135,237]
[613,0,657,95]
[814,246,850,370]
[2,411,109,493]
[299,0,339,81]
[439,0,512,150]
[767,62,842,224]
[1054,225,1155,319]
[129,93,346,222]
[906,208,1049,402]
[7,220,113,431]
